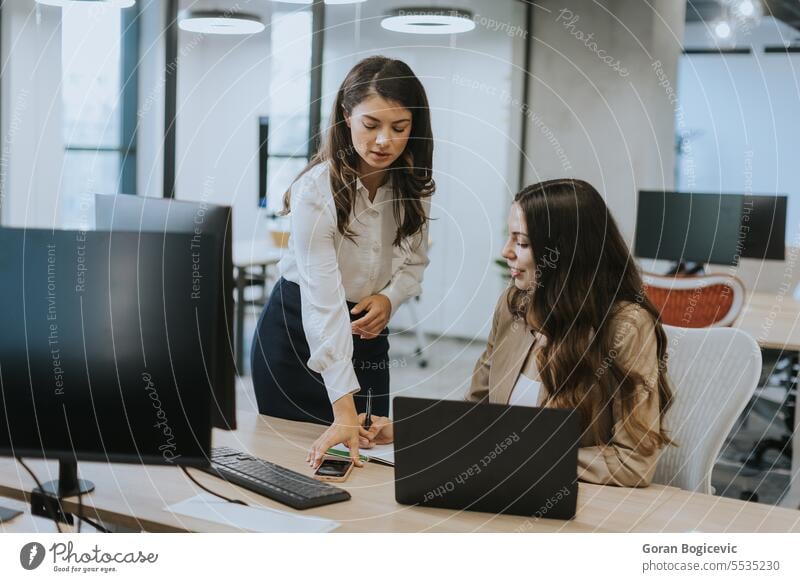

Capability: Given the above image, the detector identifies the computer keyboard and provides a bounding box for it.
[200,446,351,510]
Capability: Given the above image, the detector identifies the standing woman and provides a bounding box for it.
[251,56,434,468]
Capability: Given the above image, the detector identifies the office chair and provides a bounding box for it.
[707,253,800,498]
[652,325,762,494]
[403,296,428,368]
[741,351,796,479]
[642,273,746,328]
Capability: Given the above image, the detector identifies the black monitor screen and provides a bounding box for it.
[635,191,787,265]
[95,194,236,430]
[741,195,786,260]
[0,229,218,466]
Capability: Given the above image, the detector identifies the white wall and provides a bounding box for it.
[523,0,686,241]
[173,0,272,242]
[136,0,166,199]
[1,0,156,227]
[678,17,800,245]
[0,0,63,228]
[322,0,528,340]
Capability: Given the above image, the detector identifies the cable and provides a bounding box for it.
[72,482,110,532]
[75,514,110,533]
[16,458,63,534]
[180,466,248,506]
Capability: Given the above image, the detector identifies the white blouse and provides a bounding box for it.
[279,162,430,404]
[508,374,541,407]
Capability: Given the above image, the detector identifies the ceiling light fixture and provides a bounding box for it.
[734,0,756,18]
[35,0,136,7]
[712,19,732,40]
[276,1,368,5]
[381,8,475,35]
[178,10,265,35]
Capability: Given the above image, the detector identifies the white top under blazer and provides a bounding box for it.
[508,374,541,407]
[279,162,431,404]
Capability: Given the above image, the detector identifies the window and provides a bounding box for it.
[60,2,138,228]
[260,8,313,213]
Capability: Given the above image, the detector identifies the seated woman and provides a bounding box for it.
[361,179,675,487]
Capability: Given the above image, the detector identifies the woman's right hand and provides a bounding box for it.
[306,395,363,469]
[358,414,394,448]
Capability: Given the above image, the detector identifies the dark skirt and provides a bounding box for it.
[251,277,390,425]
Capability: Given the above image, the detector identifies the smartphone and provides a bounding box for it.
[313,457,354,482]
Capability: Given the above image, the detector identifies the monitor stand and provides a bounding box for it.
[35,459,95,498]
[667,260,705,276]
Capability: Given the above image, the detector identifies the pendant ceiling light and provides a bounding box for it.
[381,8,475,35]
[277,1,367,5]
[178,10,266,35]
[35,0,136,7]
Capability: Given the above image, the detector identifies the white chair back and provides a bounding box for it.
[653,325,761,493]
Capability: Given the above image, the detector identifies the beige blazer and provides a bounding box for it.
[467,289,664,487]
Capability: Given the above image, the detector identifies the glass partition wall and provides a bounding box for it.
[60,2,139,229]
[2,0,528,340]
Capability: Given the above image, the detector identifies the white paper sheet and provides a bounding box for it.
[165,494,340,533]
[330,443,394,466]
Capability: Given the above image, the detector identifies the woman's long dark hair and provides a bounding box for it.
[283,56,434,246]
[508,179,673,454]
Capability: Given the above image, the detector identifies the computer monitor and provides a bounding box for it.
[634,191,787,270]
[95,194,236,430]
[740,194,787,260]
[0,228,219,497]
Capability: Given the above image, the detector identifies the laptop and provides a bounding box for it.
[393,397,581,520]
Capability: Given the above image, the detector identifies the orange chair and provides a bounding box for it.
[642,273,746,328]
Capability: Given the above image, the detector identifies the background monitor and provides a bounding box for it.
[0,229,218,495]
[740,194,787,260]
[95,194,236,430]
[634,191,787,266]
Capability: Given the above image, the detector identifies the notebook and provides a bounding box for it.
[327,443,394,466]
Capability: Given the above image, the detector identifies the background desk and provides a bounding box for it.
[232,243,283,371]
[0,414,798,533]
[735,292,800,352]
[735,292,800,509]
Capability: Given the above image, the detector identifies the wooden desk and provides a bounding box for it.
[0,498,73,533]
[735,291,800,351]
[636,487,800,532]
[1,512,73,533]
[735,292,800,509]
[1,414,798,533]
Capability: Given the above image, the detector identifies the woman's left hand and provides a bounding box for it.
[358,414,394,448]
[351,294,391,339]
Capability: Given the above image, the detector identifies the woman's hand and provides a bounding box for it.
[358,414,394,448]
[307,395,363,469]
[351,294,392,339]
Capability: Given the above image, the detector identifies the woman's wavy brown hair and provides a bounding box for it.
[508,179,674,455]
[283,56,434,247]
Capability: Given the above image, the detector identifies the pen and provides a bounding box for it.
[364,388,373,429]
